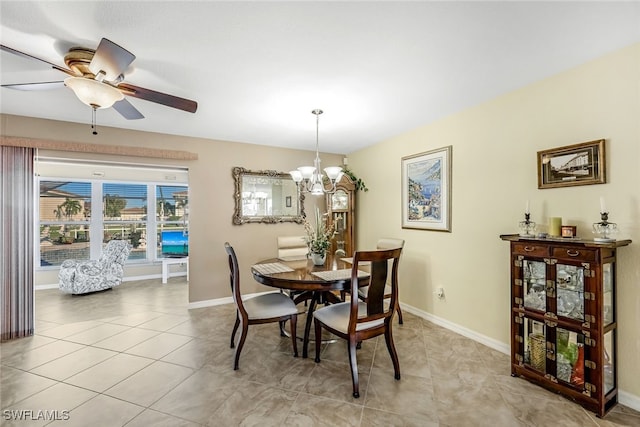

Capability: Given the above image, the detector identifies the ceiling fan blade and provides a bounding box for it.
[113,98,145,120]
[117,82,198,113]
[89,38,135,82]
[2,81,65,91]
[1,44,74,76]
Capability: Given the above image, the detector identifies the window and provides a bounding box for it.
[36,162,188,268]
[157,185,189,258]
[39,181,91,267]
[103,183,148,261]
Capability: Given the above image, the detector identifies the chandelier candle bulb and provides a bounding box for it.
[525,200,530,214]
[600,197,606,213]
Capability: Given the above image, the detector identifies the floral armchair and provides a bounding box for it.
[59,240,131,295]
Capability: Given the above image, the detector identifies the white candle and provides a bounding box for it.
[525,200,530,214]
[600,197,606,213]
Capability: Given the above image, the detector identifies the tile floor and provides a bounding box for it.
[2,278,639,426]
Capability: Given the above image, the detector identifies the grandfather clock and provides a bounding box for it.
[327,175,356,257]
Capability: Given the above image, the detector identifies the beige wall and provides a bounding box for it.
[347,43,640,399]
[0,114,342,301]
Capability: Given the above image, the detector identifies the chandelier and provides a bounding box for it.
[289,109,343,195]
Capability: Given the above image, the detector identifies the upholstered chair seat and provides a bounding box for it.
[313,301,384,333]
[243,292,299,320]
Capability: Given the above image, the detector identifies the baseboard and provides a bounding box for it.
[188,296,233,309]
[187,291,270,310]
[400,303,509,355]
[399,302,640,413]
[34,272,186,291]
[35,284,59,290]
[619,390,640,413]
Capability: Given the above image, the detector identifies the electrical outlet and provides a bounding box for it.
[435,287,445,299]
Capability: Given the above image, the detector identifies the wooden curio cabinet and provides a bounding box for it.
[500,234,631,418]
[326,175,356,257]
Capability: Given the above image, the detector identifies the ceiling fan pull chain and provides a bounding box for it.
[91,106,98,135]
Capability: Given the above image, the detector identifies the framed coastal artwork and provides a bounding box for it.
[401,145,452,232]
[537,139,606,189]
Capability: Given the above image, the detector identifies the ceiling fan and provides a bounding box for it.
[1,38,198,125]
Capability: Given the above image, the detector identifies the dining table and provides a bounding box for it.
[251,254,369,358]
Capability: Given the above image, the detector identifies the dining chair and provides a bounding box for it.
[225,242,298,370]
[276,235,311,311]
[357,238,405,324]
[313,247,402,398]
[277,235,308,260]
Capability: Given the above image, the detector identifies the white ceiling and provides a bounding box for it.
[1,1,639,154]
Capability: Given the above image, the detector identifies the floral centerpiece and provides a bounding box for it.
[304,207,335,265]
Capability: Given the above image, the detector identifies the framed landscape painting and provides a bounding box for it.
[537,139,606,189]
[401,145,452,231]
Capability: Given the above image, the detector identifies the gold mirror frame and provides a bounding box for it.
[232,167,305,224]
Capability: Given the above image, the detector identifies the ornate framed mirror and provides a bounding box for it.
[232,167,305,224]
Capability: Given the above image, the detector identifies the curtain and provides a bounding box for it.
[0,146,34,341]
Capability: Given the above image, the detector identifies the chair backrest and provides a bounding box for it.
[225,242,247,316]
[376,238,404,285]
[376,238,405,250]
[277,235,308,259]
[350,247,402,329]
[99,240,131,266]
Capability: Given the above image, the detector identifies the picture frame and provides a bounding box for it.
[561,225,577,238]
[537,139,606,189]
[401,145,452,231]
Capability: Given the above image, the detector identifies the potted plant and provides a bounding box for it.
[341,167,368,192]
[304,207,335,265]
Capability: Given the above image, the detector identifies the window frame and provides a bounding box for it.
[36,176,188,270]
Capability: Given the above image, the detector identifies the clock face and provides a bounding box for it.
[331,190,349,210]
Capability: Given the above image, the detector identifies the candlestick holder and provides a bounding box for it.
[592,212,618,242]
[519,213,537,237]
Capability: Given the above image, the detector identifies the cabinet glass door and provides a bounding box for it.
[524,318,546,374]
[556,264,584,321]
[604,330,615,394]
[556,327,586,387]
[603,263,614,325]
[523,260,546,312]
[332,212,347,256]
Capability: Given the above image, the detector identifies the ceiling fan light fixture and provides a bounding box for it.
[64,77,123,109]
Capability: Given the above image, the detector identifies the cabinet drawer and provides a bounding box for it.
[513,243,550,257]
[552,247,597,262]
